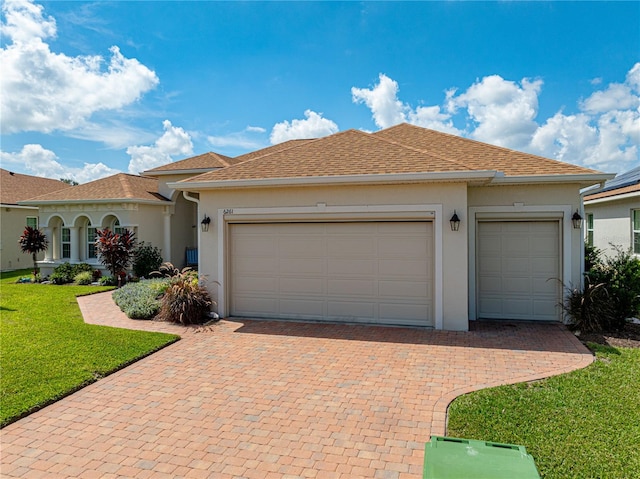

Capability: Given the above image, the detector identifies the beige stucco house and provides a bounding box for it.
[19,124,613,330]
[0,169,71,271]
[170,124,611,331]
[584,167,640,258]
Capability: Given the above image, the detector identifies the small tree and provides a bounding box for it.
[18,226,48,280]
[132,242,163,278]
[95,228,135,281]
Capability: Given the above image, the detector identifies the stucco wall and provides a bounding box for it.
[585,195,638,257]
[1,206,40,271]
[196,182,469,330]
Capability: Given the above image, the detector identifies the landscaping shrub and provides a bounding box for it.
[133,242,163,278]
[586,247,640,326]
[156,270,212,324]
[95,228,135,278]
[99,275,117,286]
[562,278,616,332]
[51,262,94,284]
[150,262,187,278]
[74,271,93,285]
[113,279,170,319]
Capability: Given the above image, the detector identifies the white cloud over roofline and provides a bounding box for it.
[270,110,339,144]
[1,0,159,136]
[0,144,119,184]
[126,120,193,174]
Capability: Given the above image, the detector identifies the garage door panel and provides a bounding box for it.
[234,237,276,256]
[234,276,278,293]
[280,277,324,294]
[230,222,433,326]
[379,280,430,298]
[279,258,324,274]
[478,221,560,321]
[327,259,375,275]
[328,279,375,296]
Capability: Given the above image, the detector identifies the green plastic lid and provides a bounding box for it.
[423,436,541,479]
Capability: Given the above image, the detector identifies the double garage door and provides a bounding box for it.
[229,221,434,326]
[477,221,561,321]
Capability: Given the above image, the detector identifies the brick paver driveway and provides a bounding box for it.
[1,292,593,478]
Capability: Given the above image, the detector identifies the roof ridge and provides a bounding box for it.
[370,130,473,172]
[119,173,134,199]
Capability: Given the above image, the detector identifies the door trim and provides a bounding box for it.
[468,205,573,321]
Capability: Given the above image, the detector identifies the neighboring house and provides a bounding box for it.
[584,166,640,257]
[0,169,71,271]
[171,124,612,331]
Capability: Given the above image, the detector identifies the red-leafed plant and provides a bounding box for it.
[95,228,136,280]
[18,226,48,280]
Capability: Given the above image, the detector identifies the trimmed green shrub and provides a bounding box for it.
[587,247,640,328]
[51,262,94,284]
[74,271,93,285]
[157,271,212,324]
[133,242,163,278]
[99,275,117,286]
[113,279,170,319]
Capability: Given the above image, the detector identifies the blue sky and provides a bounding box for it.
[1,0,639,183]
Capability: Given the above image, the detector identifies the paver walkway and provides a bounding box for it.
[1,291,593,478]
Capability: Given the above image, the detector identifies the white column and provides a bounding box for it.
[163,212,172,264]
[43,227,53,261]
[69,226,80,262]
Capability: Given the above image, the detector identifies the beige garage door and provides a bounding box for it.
[230,222,433,326]
[477,221,561,321]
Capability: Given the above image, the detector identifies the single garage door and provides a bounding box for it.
[477,221,561,321]
[230,221,433,326]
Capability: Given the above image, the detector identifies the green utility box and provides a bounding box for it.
[423,436,541,479]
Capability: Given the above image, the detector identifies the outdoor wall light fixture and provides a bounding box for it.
[201,215,211,233]
[572,210,582,229]
[450,211,461,232]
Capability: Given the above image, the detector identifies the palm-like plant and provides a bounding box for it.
[95,228,136,280]
[18,226,48,280]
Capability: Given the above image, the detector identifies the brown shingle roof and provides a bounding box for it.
[233,139,316,163]
[1,169,71,205]
[183,129,473,183]
[144,152,242,173]
[21,174,168,203]
[584,183,640,201]
[374,123,599,176]
[181,124,602,185]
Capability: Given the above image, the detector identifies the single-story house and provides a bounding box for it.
[21,124,612,330]
[0,168,71,271]
[584,166,640,257]
[170,124,612,330]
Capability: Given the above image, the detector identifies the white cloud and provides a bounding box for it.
[270,110,338,144]
[207,134,264,150]
[448,75,542,149]
[351,74,405,129]
[352,74,460,134]
[246,125,266,133]
[0,144,119,183]
[530,63,640,172]
[126,120,193,174]
[0,0,159,135]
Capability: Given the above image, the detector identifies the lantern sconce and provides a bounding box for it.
[201,215,211,233]
[450,211,461,232]
[572,210,582,229]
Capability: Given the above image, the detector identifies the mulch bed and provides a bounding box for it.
[575,321,640,349]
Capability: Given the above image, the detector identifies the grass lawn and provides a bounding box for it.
[0,269,179,427]
[447,343,640,479]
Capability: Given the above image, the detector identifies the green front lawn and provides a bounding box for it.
[448,344,640,479]
[0,269,179,427]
